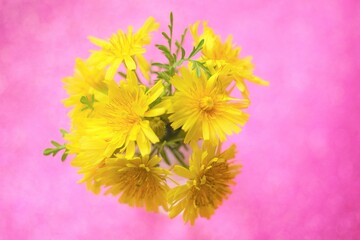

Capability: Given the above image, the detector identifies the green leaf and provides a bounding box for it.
[51,140,61,147]
[61,152,68,162]
[152,62,170,69]
[80,95,95,111]
[181,47,186,59]
[160,149,171,165]
[175,28,188,57]
[80,96,87,104]
[43,139,67,161]
[168,147,187,167]
[60,129,68,137]
[196,61,211,77]
[155,44,174,63]
[43,148,54,156]
[170,12,173,28]
[156,44,170,54]
[162,32,171,50]
[190,60,211,78]
[191,61,201,77]
[181,28,188,43]
[156,71,171,81]
[162,32,171,41]
[169,12,173,36]
[188,39,204,59]
[118,71,127,78]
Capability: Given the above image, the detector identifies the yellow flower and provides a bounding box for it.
[64,129,108,194]
[88,17,159,80]
[62,58,108,124]
[86,72,165,158]
[190,21,268,96]
[168,67,250,144]
[96,154,170,212]
[168,144,241,225]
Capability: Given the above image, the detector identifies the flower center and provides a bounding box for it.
[199,96,214,111]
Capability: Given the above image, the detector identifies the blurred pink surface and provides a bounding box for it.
[1,0,360,239]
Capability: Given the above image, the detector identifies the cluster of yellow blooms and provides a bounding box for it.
[45,14,268,225]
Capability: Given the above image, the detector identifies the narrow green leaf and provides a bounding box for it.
[51,140,60,147]
[156,71,171,81]
[168,147,187,167]
[53,149,61,157]
[181,47,186,59]
[175,28,188,57]
[60,129,68,137]
[156,44,170,54]
[152,63,169,69]
[162,32,171,41]
[181,28,188,43]
[195,66,201,77]
[175,41,180,49]
[160,150,171,165]
[197,62,211,77]
[188,39,204,59]
[170,12,173,28]
[118,72,127,78]
[61,152,68,162]
[43,148,54,156]
[197,39,204,48]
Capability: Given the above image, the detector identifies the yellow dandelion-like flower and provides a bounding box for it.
[96,154,170,212]
[88,17,159,80]
[62,58,108,125]
[87,72,165,157]
[168,67,250,144]
[168,144,241,225]
[190,21,268,96]
[64,128,108,194]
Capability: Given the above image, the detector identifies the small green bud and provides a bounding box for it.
[150,117,167,140]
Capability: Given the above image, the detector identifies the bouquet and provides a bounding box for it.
[44,13,268,225]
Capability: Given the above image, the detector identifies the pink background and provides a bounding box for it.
[1,0,360,239]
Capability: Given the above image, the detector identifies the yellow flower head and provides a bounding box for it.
[62,58,108,124]
[88,17,159,80]
[190,21,268,95]
[168,67,250,144]
[64,129,108,194]
[87,72,165,158]
[168,144,241,224]
[96,154,170,212]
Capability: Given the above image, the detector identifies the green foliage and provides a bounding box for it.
[175,28,187,57]
[150,123,188,167]
[187,39,204,59]
[153,12,210,96]
[43,129,68,161]
[43,141,68,161]
[80,95,96,111]
[148,12,213,168]
[190,60,211,78]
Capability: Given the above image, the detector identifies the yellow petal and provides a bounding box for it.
[140,121,159,143]
[136,54,150,80]
[88,36,110,48]
[173,165,192,179]
[144,107,165,117]
[146,80,164,104]
[105,59,122,80]
[124,56,136,70]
